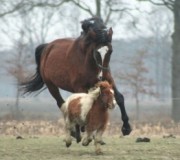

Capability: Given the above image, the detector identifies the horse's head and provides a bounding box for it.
[81,17,113,80]
[96,81,116,109]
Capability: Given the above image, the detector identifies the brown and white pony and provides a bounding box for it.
[61,81,116,154]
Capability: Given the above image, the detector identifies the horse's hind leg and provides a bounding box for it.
[46,82,64,109]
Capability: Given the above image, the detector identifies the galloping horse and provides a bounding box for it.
[61,81,116,154]
[21,17,131,140]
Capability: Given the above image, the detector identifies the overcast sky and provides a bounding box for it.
[0,0,173,52]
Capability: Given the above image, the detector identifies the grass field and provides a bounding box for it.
[0,136,179,160]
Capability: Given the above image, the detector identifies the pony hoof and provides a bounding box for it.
[82,141,89,146]
[66,142,72,148]
[76,136,82,143]
[95,149,103,155]
[70,131,76,138]
[121,123,132,136]
[99,140,106,145]
[82,139,92,146]
[81,126,85,132]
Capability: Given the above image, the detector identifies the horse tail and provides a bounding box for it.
[21,43,47,94]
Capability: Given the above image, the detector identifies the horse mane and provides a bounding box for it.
[80,17,110,44]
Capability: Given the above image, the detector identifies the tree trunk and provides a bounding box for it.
[171,0,180,122]
[95,0,101,17]
[135,89,140,121]
[14,82,21,120]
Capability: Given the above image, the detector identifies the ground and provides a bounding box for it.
[0,136,179,160]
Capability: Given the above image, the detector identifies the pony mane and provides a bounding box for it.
[96,81,111,89]
[88,86,101,100]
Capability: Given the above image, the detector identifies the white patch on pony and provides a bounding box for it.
[61,93,87,115]
[97,46,109,79]
[110,89,114,95]
[109,89,116,107]
[61,87,100,123]
[80,87,100,121]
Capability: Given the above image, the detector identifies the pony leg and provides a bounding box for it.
[114,87,132,135]
[82,131,93,146]
[70,125,81,143]
[64,121,72,148]
[46,82,64,109]
[94,130,104,155]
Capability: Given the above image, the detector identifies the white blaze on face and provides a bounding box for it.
[97,46,109,79]
[110,89,117,107]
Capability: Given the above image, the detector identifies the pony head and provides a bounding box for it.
[96,81,116,109]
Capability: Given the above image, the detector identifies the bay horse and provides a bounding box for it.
[61,81,116,154]
[21,17,131,141]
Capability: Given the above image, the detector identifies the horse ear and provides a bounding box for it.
[108,27,113,42]
[87,28,96,40]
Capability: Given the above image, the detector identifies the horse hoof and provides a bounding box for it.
[121,123,132,136]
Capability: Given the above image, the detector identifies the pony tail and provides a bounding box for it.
[20,44,47,94]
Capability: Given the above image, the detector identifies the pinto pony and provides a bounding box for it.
[21,17,131,141]
[61,81,116,154]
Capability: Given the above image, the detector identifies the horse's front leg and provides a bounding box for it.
[114,86,132,135]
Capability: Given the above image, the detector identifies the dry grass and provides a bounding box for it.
[0,120,180,160]
[0,136,180,160]
[0,119,179,137]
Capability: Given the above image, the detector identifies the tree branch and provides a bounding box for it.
[138,0,174,11]
[70,0,94,16]
[0,0,67,17]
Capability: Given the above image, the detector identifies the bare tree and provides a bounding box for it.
[69,0,135,25]
[116,50,155,120]
[3,30,31,119]
[138,0,180,122]
[0,6,61,119]
[0,0,66,17]
[146,8,172,99]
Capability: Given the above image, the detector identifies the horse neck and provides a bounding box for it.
[78,37,95,54]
